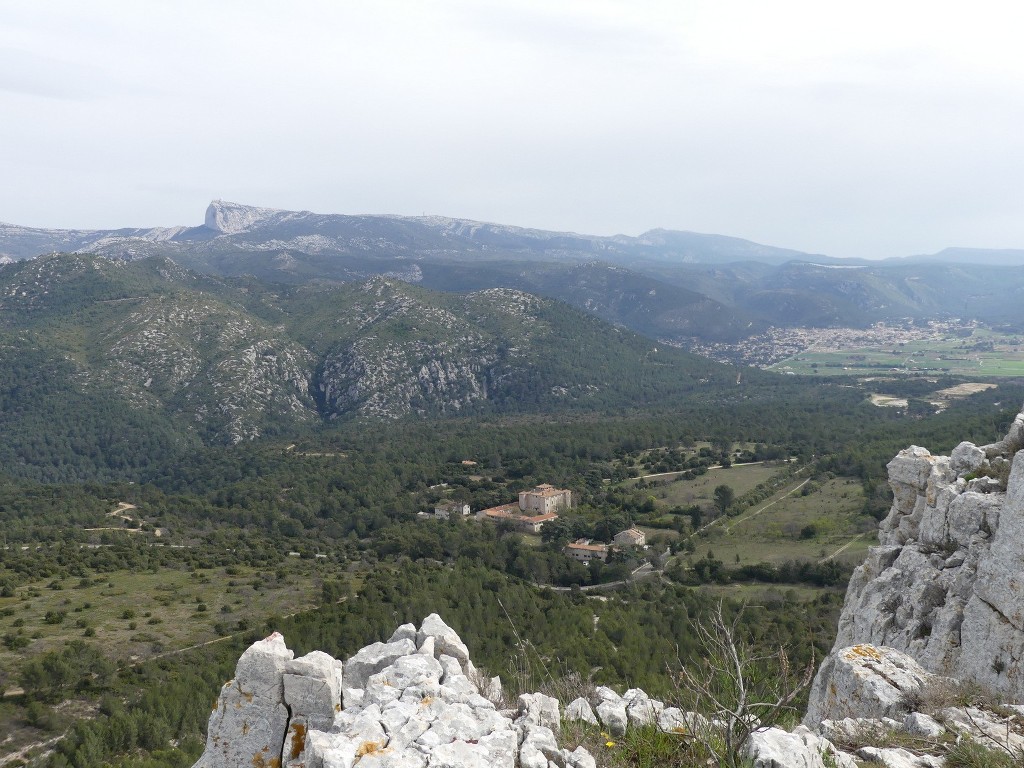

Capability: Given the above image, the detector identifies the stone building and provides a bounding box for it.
[519,484,572,515]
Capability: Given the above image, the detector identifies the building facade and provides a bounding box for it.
[519,484,572,515]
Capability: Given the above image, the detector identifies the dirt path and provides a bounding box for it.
[636,461,767,481]
[107,502,137,522]
[818,532,869,563]
[0,734,65,767]
[723,478,810,533]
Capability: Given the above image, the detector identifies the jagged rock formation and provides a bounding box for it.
[811,408,1024,698]
[193,615,601,768]
[791,405,1024,766]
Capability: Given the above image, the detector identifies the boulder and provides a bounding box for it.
[517,692,561,732]
[624,689,661,726]
[417,613,470,667]
[902,712,944,739]
[742,725,856,768]
[595,698,628,737]
[564,697,598,725]
[951,441,986,476]
[191,618,557,768]
[344,638,417,690]
[805,645,935,725]
[563,746,597,768]
[813,408,1024,701]
[281,650,344,766]
[657,707,707,735]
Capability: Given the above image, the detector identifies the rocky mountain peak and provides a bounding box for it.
[204,200,289,235]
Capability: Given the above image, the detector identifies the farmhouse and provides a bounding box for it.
[475,482,570,533]
[563,539,610,563]
[519,484,572,515]
[613,527,646,547]
[434,503,471,520]
[476,503,559,533]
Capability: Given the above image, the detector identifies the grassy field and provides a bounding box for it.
[0,558,350,693]
[770,328,1024,377]
[685,477,875,567]
[636,463,786,510]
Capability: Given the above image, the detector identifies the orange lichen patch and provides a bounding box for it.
[251,748,281,768]
[356,741,383,757]
[842,645,883,662]
[242,690,255,702]
[419,697,435,706]
[335,703,342,712]
[289,723,308,760]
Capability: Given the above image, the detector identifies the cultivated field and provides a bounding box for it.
[770,327,1024,377]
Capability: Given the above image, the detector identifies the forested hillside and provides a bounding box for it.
[2,248,1024,768]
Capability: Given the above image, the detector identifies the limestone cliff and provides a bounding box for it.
[808,406,1024,710]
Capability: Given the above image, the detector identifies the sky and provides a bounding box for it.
[2,1,1023,259]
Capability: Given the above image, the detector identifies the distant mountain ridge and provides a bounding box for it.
[0,200,826,265]
[3,201,1024,345]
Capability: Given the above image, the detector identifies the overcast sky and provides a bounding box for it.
[2,1,1022,259]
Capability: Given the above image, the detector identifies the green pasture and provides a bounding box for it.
[0,559,348,689]
[632,463,786,511]
[685,477,875,567]
[770,330,1024,377]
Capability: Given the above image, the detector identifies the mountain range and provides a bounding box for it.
[3,201,1024,344]
[0,252,765,479]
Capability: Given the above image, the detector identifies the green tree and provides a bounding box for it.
[713,484,734,515]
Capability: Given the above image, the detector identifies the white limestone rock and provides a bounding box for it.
[517,692,561,732]
[657,708,707,735]
[388,623,417,643]
[519,724,561,768]
[562,746,597,768]
[591,686,620,704]
[902,712,944,739]
[942,705,1024,754]
[193,632,293,768]
[742,725,856,768]
[624,689,661,726]
[805,645,935,725]
[813,409,1024,702]
[951,441,986,476]
[417,613,470,667]
[564,697,598,725]
[855,746,943,768]
[595,698,628,737]
[282,651,344,766]
[344,638,417,690]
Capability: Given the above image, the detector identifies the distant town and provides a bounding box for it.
[682,319,990,368]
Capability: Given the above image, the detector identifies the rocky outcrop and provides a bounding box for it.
[793,405,1024,766]
[804,645,936,725]
[812,406,1024,699]
[196,614,783,768]
[193,615,605,768]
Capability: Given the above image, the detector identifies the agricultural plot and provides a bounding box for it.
[686,477,875,568]
[770,328,1024,377]
[642,463,785,509]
